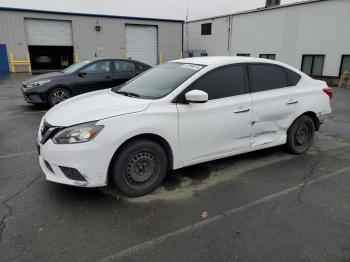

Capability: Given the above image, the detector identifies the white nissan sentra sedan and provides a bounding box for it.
[37,56,332,197]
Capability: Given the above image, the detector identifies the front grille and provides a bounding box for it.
[40,121,60,144]
[59,166,87,182]
[41,121,51,138]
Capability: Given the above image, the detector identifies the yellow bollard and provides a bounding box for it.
[73,52,80,63]
[159,53,164,64]
[26,52,32,73]
[9,53,15,73]
[9,52,31,73]
[180,51,183,59]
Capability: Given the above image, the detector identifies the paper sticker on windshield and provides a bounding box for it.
[182,64,203,71]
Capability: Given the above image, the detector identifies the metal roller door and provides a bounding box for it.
[125,25,158,66]
[25,19,73,46]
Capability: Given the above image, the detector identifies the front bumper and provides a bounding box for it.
[38,139,111,187]
[22,87,45,104]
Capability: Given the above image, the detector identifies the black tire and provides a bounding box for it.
[287,115,315,154]
[48,87,71,107]
[110,139,168,197]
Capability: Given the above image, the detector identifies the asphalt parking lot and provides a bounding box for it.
[0,73,350,262]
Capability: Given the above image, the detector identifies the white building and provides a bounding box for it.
[185,0,350,84]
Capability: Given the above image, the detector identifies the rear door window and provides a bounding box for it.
[248,64,288,92]
[285,68,301,86]
[114,61,136,72]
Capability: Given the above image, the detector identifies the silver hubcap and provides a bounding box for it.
[52,91,69,105]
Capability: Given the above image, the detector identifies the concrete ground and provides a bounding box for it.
[0,73,350,262]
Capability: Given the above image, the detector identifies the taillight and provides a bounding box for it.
[323,87,333,101]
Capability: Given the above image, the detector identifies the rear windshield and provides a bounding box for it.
[113,63,204,99]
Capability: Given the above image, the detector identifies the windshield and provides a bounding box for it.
[113,63,204,99]
[63,60,91,74]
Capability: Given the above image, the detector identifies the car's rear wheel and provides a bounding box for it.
[110,139,168,197]
[48,87,71,107]
[287,115,315,154]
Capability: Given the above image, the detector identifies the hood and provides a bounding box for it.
[23,72,65,84]
[45,89,152,126]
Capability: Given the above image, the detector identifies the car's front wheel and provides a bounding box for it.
[287,115,315,154]
[110,139,168,197]
[48,87,71,107]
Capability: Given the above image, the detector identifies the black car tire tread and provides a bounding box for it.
[110,139,168,197]
[287,115,315,154]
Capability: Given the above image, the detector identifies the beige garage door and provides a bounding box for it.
[25,18,73,46]
[125,25,158,66]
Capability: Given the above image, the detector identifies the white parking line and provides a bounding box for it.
[0,150,36,160]
[97,165,350,262]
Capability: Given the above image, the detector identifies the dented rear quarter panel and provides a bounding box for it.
[250,77,331,147]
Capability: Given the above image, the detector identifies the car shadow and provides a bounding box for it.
[46,182,126,204]
[11,104,48,115]
[45,145,288,203]
[163,145,287,190]
[24,104,48,111]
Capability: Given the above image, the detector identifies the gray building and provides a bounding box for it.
[0,8,183,72]
[185,0,350,83]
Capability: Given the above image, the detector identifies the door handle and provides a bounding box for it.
[105,75,112,79]
[286,100,298,105]
[234,108,250,113]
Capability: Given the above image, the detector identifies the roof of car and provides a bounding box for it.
[171,56,281,66]
[82,57,151,66]
[85,57,131,62]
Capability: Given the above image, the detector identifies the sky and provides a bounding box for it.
[0,0,301,20]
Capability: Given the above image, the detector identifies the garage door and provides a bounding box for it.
[25,19,73,46]
[125,25,158,66]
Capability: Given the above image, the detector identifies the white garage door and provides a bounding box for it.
[25,19,73,46]
[125,25,158,66]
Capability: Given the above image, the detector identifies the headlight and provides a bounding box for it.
[26,80,51,89]
[52,122,104,144]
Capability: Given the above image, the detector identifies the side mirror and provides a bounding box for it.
[185,90,208,104]
[78,71,87,77]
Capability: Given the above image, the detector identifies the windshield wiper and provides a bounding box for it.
[115,91,140,98]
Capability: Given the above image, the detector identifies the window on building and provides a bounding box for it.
[201,23,212,35]
[237,53,250,57]
[340,55,350,76]
[248,64,288,92]
[301,55,325,76]
[259,54,276,60]
[188,65,246,100]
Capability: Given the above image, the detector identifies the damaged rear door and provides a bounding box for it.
[248,63,298,148]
